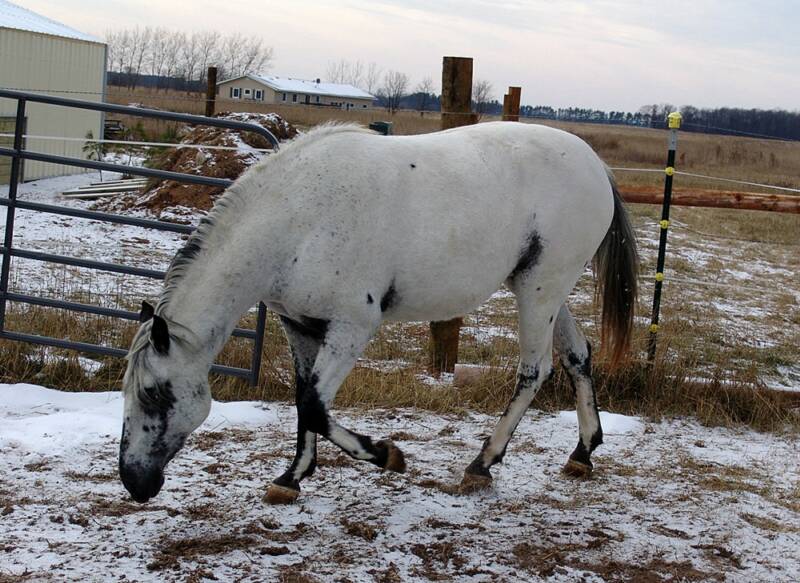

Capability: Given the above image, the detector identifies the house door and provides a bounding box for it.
[305,95,310,104]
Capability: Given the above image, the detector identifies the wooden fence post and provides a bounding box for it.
[429,56,476,375]
[205,66,217,118]
[502,86,521,121]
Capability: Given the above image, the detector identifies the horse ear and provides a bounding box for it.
[151,315,170,354]
[139,301,155,323]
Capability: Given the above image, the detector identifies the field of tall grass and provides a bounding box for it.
[1,86,796,433]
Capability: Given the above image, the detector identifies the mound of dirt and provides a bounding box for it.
[99,112,296,220]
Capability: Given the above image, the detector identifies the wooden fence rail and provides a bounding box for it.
[619,187,800,214]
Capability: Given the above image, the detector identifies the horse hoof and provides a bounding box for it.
[378,440,406,473]
[264,483,300,505]
[459,471,493,493]
[562,458,593,479]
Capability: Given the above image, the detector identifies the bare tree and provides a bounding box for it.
[106,26,272,90]
[238,37,273,77]
[378,70,409,114]
[472,79,493,119]
[415,76,435,113]
[179,32,201,84]
[326,59,364,86]
[128,26,152,89]
[196,31,221,84]
[364,62,381,95]
[161,31,184,91]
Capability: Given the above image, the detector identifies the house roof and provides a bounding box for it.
[219,74,374,100]
[0,0,102,44]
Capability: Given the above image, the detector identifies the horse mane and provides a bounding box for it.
[157,122,372,313]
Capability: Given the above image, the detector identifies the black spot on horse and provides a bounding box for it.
[410,163,416,168]
[140,381,175,417]
[280,315,329,343]
[296,373,329,436]
[380,282,398,313]
[367,293,374,304]
[510,231,543,279]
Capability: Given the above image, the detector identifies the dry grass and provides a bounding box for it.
[1,298,797,433]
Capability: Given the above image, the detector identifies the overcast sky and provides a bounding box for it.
[20,0,800,111]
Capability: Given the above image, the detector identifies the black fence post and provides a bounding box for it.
[647,111,682,362]
[250,302,268,386]
[0,98,26,332]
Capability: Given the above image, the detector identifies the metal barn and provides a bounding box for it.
[0,0,106,183]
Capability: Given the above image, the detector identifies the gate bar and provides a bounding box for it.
[0,198,195,233]
[1,247,167,279]
[0,89,281,150]
[0,330,251,378]
[0,98,25,332]
[2,291,256,339]
[0,147,234,188]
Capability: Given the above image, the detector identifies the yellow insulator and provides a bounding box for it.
[659,219,670,229]
[665,166,675,176]
[649,324,659,333]
[655,272,665,282]
[668,111,683,129]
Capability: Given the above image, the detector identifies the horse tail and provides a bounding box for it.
[594,171,639,369]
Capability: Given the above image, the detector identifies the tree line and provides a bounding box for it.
[105,27,273,91]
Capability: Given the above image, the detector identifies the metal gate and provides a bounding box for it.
[0,89,280,385]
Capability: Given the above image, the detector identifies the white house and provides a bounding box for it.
[0,0,106,183]
[217,75,374,110]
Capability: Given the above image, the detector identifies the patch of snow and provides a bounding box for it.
[0,384,798,582]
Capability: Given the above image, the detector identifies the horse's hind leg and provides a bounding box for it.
[267,316,323,504]
[267,318,405,504]
[461,287,557,491]
[554,304,603,478]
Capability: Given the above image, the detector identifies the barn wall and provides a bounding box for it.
[0,28,106,183]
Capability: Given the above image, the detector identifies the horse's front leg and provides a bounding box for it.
[267,316,323,504]
[266,318,405,505]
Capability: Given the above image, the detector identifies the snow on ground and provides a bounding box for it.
[1,384,799,582]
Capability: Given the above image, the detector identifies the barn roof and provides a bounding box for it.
[0,0,102,44]
[219,74,374,101]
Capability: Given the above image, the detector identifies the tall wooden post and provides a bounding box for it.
[205,66,217,117]
[502,86,521,121]
[429,56,476,375]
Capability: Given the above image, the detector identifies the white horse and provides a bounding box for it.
[118,121,638,504]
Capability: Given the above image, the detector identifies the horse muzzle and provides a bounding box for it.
[119,460,165,503]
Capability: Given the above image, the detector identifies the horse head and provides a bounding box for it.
[119,301,211,503]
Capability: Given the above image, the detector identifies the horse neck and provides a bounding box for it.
[159,231,271,362]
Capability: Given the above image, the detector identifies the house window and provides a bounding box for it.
[292,94,297,103]
[255,89,263,100]
[282,93,286,101]
[362,104,368,108]
[316,95,320,104]
[244,88,251,97]
[232,87,241,99]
